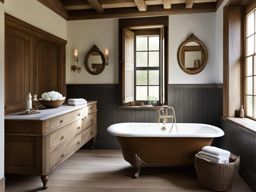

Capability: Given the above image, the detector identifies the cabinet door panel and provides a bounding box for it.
[5,28,32,114]
[35,39,60,96]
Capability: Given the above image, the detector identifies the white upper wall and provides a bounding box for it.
[67,13,218,84]
[4,0,67,40]
[0,2,4,180]
[169,13,216,84]
[66,19,119,84]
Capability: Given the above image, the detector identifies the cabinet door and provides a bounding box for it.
[35,39,61,96]
[5,28,32,114]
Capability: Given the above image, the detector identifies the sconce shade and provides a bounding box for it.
[104,48,109,56]
[74,49,79,57]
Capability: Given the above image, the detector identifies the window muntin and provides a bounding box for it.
[245,9,256,118]
[135,34,161,102]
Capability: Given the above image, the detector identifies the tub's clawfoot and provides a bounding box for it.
[131,154,145,179]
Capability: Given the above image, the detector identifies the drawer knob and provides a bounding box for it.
[61,154,65,158]
[59,120,63,123]
[77,141,80,145]
[77,126,81,130]
[91,132,93,135]
[78,113,81,116]
[60,136,64,140]
[90,119,93,123]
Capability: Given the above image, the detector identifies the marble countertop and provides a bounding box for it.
[5,104,87,121]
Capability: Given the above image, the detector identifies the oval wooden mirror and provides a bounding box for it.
[177,34,208,74]
[84,45,106,75]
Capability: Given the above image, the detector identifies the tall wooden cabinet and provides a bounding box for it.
[5,14,66,114]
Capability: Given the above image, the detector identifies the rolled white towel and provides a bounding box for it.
[202,146,231,157]
[197,151,229,164]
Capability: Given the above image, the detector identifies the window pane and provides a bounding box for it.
[149,36,159,50]
[149,52,159,67]
[136,36,147,51]
[136,70,147,85]
[149,86,159,101]
[246,56,253,76]
[254,77,256,95]
[254,97,256,118]
[247,11,255,36]
[246,35,254,56]
[246,96,253,117]
[136,52,147,67]
[246,77,253,95]
[136,86,147,100]
[149,70,159,85]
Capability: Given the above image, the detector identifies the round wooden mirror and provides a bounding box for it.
[177,34,208,74]
[84,45,106,75]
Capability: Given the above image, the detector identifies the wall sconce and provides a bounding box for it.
[104,48,109,65]
[71,48,81,73]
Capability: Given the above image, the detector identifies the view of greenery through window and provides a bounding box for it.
[245,8,256,118]
[135,35,160,102]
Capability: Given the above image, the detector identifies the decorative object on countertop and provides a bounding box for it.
[39,91,65,108]
[239,105,244,118]
[71,48,81,73]
[26,93,32,114]
[68,98,87,106]
[195,151,240,191]
[33,94,39,111]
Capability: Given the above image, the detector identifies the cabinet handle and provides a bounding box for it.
[59,120,63,123]
[61,154,65,158]
[77,126,81,130]
[60,136,64,140]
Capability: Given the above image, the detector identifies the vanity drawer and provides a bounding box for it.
[81,128,94,144]
[49,109,83,131]
[87,103,97,114]
[82,113,96,131]
[50,134,81,169]
[50,120,82,152]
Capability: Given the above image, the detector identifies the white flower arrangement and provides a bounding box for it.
[41,91,65,101]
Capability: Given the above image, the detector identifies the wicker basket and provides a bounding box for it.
[194,153,240,191]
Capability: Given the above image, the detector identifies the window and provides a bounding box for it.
[119,17,168,106]
[245,8,256,118]
[135,32,161,102]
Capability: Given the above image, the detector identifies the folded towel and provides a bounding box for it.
[68,98,87,103]
[202,146,231,157]
[197,151,229,164]
[68,98,87,106]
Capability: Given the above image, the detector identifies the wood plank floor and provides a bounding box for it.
[6,150,252,192]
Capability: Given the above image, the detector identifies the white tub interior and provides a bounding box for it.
[107,123,224,138]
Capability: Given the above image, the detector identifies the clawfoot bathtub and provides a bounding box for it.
[107,123,224,178]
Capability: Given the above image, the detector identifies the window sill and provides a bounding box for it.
[225,117,256,133]
[118,105,161,110]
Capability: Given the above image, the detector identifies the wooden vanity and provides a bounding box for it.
[5,101,97,189]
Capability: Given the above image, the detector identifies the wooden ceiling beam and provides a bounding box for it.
[134,0,147,11]
[37,0,68,19]
[163,0,172,9]
[68,2,216,20]
[88,0,104,13]
[186,0,194,8]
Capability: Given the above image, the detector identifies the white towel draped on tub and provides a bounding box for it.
[68,98,87,106]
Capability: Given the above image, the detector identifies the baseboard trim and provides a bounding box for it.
[0,177,5,192]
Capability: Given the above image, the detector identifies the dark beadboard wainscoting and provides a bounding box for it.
[219,118,256,191]
[67,84,223,148]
